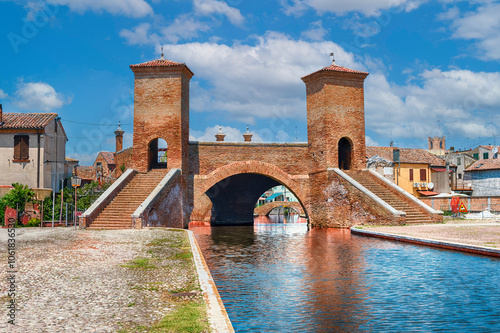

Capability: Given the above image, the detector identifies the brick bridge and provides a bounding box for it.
[254,201,306,217]
[82,56,443,229]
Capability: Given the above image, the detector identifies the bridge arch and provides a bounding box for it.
[254,201,305,217]
[192,161,309,225]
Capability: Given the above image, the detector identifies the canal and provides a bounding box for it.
[191,219,500,332]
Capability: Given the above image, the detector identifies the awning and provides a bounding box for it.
[418,190,440,196]
[431,167,447,172]
[265,192,283,201]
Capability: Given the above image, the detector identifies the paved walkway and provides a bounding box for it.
[360,219,500,249]
[0,228,207,332]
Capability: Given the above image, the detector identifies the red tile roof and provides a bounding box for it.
[0,113,57,129]
[366,146,448,166]
[75,165,96,180]
[130,58,184,68]
[302,62,369,80]
[98,151,115,165]
[465,158,500,172]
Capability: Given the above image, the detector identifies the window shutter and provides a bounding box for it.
[13,135,29,160]
[20,135,29,160]
[409,169,413,181]
[420,169,427,181]
[14,135,21,160]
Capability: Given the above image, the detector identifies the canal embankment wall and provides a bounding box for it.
[188,230,234,333]
[351,226,500,258]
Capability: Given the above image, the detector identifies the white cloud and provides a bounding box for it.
[281,0,424,16]
[193,0,245,25]
[15,81,72,111]
[301,20,328,41]
[365,136,379,146]
[190,125,263,142]
[442,3,500,60]
[46,0,153,18]
[0,89,8,99]
[120,16,211,45]
[161,32,364,123]
[365,69,500,140]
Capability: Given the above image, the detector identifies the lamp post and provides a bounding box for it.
[71,176,81,229]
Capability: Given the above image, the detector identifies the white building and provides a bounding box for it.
[0,105,68,192]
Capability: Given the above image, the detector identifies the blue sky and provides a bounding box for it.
[1,0,499,164]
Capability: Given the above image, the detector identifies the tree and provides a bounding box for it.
[0,183,36,226]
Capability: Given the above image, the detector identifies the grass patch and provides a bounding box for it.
[121,257,156,269]
[149,300,209,333]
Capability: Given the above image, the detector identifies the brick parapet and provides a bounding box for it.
[362,170,443,223]
[80,169,137,228]
[132,169,187,228]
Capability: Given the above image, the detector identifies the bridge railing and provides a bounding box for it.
[332,168,406,218]
[367,169,443,215]
[81,169,137,228]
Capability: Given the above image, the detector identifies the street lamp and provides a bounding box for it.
[71,176,81,229]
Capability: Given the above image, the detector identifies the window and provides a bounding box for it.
[14,135,29,161]
[473,153,479,160]
[458,174,462,179]
[440,142,443,149]
[483,152,489,159]
[420,169,427,181]
[457,157,461,165]
[430,142,433,149]
[409,169,414,181]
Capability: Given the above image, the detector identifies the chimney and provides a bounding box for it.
[215,126,225,142]
[243,125,252,142]
[114,121,124,152]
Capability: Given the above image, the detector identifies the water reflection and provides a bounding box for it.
[191,222,500,332]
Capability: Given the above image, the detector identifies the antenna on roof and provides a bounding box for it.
[161,46,164,60]
[329,52,335,64]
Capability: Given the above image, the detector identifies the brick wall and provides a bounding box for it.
[303,71,367,171]
[421,196,500,212]
[131,66,192,174]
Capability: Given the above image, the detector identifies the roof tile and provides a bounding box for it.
[366,146,448,166]
[0,113,57,129]
[465,158,500,172]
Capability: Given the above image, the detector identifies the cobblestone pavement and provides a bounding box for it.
[0,228,200,332]
[363,219,500,248]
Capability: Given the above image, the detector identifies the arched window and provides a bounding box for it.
[148,138,168,169]
[338,137,352,170]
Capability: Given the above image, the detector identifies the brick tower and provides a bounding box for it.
[302,60,369,227]
[302,59,368,172]
[130,56,194,173]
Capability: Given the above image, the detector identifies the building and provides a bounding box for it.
[0,104,68,192]
[468,145,497,161]
[93,151,116,181]
[464,158,500,196]
[439,149,476,194]
[367,146,454,197]
[428,136,446,155]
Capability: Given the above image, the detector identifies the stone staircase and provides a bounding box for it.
[347,170,432,224]
[88,169,168,229]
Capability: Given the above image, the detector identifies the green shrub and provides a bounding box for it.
[26,218,41,227]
